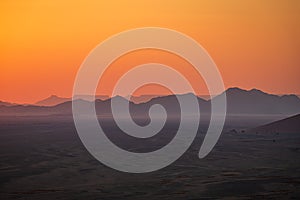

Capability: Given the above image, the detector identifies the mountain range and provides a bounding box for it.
[0,87,300,116]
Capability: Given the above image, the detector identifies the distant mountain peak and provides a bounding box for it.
[213,87,300,115]
[227,87,245,91]
[35,95,71,106]
[0,100,15,106]
[225,87,247,94]
[178,92,196,97]
[225,87,269,96]
[111,95,130,102]
[249,88,263,93]
[280,94,300,99]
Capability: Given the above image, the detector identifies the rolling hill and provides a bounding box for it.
[252,114,300,133]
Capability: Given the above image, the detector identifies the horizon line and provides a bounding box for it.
[1,87,300,105]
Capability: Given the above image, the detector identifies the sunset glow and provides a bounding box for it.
[1,0,299,104]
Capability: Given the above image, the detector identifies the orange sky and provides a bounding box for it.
[1,0,300,104]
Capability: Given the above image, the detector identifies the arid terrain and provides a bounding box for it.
[0,114,299,199]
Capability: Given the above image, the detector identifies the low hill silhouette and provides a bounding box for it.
[252,114,300,134]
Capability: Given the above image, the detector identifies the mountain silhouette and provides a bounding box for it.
[213,87,300,115]
[35,95,71,106]
[128,95,160,104]
[0,100,15,106]
[1,87,300,116]
[35,95,111,106]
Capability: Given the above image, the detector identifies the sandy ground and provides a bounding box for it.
[0,116,299,199]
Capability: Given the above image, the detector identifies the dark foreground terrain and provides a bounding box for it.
[0,115,299,199]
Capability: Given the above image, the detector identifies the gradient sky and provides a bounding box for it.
[1,0,300,104]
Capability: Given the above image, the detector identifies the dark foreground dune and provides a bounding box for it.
[0,115,299,199]
[252,114,300,134]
